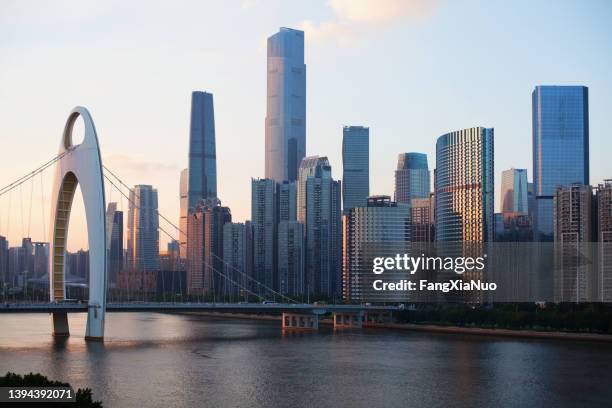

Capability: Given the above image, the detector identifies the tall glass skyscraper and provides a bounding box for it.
[500,168,529,215]
[127,185,159,271]
[395,153,430,204]
[435,127,494,242]
[265,28,306,183]
[188,91,217,209]
[342,126,369,214]
[532,85,589,240]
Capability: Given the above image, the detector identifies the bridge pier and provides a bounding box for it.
[282,313,318,331]
[363,311,393,327]
[52,312,69,337]
[85,303,105,341]
[333,311,363,329]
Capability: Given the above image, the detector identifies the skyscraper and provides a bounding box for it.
[297,156,329,223]
[435,127,494,242]
[278,181,297,222]
[106,202,123,285]
[127,185,159,272]
[500,168,529,215]
[553,183,595,302]
[186,198,231,295]
[343,196,411,302]
[278,220,304,297]
[265,27,306,182]
[395,153,430,204]
[597,180,612,302]
[301,157,342,299]
[188,91,217,209]
[179,168,188,259]
[251,179,278,291]
[222,221,252,299]
[342,126,369,214]
[532,85,589,241]
[411,194,435,242]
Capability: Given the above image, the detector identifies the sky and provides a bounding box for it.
[1,0,611,251]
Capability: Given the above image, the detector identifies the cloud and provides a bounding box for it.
[297,0,437,46]
[329,0,435,24]
[103,154,179,180]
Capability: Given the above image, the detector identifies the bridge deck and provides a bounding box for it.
[0,303,398,314]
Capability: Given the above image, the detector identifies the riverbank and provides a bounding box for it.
[190,312,612,343]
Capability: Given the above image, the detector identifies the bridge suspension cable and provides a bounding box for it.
[102,173,268,302]
[102,166,297,303]
[0,149,73,198]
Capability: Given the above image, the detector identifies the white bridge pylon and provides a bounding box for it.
[49,107,107,341]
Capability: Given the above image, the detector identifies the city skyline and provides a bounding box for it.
[1,1,611,251]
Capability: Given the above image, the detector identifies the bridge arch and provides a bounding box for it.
[49,107,107,340]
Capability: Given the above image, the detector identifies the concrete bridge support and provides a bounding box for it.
[52,312,69,337]
[333,311,364,329]
[282,313,319,331]
[49,107,107,341]
[363,311,393,326]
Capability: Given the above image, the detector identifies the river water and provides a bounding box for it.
[1,313,611,408]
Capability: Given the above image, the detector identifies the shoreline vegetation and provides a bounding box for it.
[189,303,612,343]
[0,372,103,407]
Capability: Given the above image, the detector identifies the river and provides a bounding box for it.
[1,313,611,407]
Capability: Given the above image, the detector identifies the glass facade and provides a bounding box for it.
[532,85,589,240]
[500,168,528,214]
[435,127,494,242]
[343,196,411,302]
[265,28,306,182]
[251,178,278,291]
[395,152,430,204]
[127,185,159,272]
[301,158,342,299]
[188,91,217,209]
[342,126,369,214]
[179,168,188,259]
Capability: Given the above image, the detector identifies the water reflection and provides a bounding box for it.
[1,313,612,408]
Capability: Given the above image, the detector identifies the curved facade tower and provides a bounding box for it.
[49,107,107,340]
[435,127,494,242]
[394,152,430,204]
[265,27,306,182]
[188,91,217,209]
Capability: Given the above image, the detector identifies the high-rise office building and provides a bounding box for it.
[411,194,435,242]
[500,168,529,215]
[223,221,253,298]
[278,181,297,222]
[532,86,589,241]
[395,153,430,204]
[597,181,612,302]
[553,183,595,302]
[186,198,231,295]
[127,185,159,272]
[251,179,278,291]
[302,158,342,299]
[435,127,494,242]
[179,168,188,259]
[297,156,329,223]
[342,126,369,214]
[265,27,306,183]
[343,196,411,302]
[106,202,123,285]
[278,220,304,297]
[188,91,218,209]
